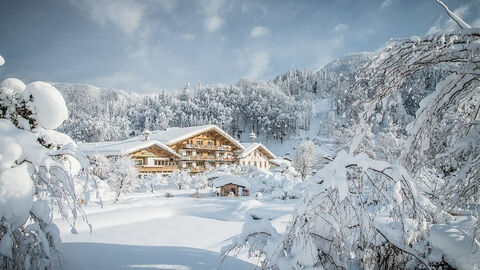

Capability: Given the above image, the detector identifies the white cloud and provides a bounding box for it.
[250,26,269,38]
[200,0,226,33]
[334,23,349,32]
[180,33,196,41]
[473,18,480,28]
[205,15,224,33]
[380,0,396,9]
[428,5,470,34]
[70,0,146,34]
[246,51,270,79]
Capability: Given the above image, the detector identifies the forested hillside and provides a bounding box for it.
[56,52,446,151]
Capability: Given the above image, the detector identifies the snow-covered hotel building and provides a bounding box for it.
[80,125,276,175]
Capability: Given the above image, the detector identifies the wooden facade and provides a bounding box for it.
[130,146,179,174]
[169,128,241,173]
[219,183,249,197]
[84,126,276,175]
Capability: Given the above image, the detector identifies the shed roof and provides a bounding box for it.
[212,175,250,188]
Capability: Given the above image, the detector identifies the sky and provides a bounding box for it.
[0,0,479,93]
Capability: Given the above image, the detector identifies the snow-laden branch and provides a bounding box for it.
[435,0,471,29]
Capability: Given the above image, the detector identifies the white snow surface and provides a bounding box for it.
[430,216,480,270]
[23,81,68,129]
[55,191,296,270]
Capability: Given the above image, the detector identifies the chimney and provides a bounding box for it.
[143,130,151,141]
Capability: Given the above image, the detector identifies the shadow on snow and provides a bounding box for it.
[60,242,255,270]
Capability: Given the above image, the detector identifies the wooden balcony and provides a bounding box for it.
[188,167,207,173]
[184,144,231,151]
[137,165,177,173]
[181,155,236,162]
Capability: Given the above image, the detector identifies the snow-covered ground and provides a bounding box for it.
[54,190,297,270]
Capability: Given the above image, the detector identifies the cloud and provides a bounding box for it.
[205,15,224,33]
[334,23,348,32]
[380,0,396,9]
[200,0,226,33]
[70,0,146,34]
[246,51,270,79]
[180,33,196,41]
[428,5,470,34]
[473,18,480,28]
[250,26,269,38]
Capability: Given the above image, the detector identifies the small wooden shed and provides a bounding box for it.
[213,175,250,197]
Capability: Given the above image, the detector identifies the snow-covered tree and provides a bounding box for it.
[191,173,208,197]
[168,170,192,190]
[0,74,92,269]
[293,140,317,181]
[105,156,139,202]
[223,2,479,268]
[223,151,438,269]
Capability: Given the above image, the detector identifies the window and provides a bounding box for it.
[155,160,168,166]
[134,159,143,166]
[208,141,214,146]
[197,140,203,145]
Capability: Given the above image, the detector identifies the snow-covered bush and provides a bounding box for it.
[223,3,479,268]
[223,151,438,269]
[0,75,91,269]
[142,173,168,193]
[351,25,480,241]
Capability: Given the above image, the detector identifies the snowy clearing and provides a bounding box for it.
[54,191,296,270]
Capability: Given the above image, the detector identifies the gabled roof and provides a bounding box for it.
[212,175,250,188]
[128,125,244,150]
[237,143,276,159]
[79,140,181,158]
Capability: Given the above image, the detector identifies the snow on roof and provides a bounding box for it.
[237,143,276,159]
[269,158,290,166]
[79,139,181,158]
[212,175,250,188]
[127,125,244,150]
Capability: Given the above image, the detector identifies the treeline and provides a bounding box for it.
[55,71,326,143]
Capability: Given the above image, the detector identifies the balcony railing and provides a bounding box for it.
[188,167,206,173]
[138,166,177,173]
[184,144,231,151]
[182,155,234,161]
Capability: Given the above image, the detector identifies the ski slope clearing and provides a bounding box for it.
[54,191,296,270]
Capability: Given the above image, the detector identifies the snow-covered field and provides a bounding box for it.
[54,191,296,270]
